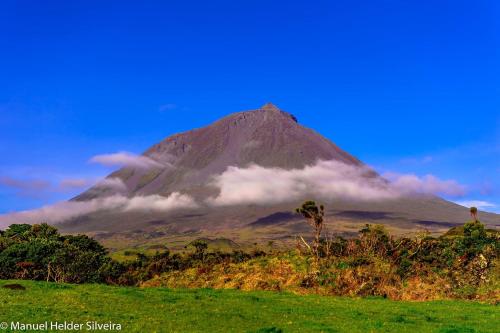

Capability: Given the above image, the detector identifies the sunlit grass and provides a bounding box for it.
[1,280,498,332]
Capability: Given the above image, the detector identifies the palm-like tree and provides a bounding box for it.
[470,206,478,222]
[296,200,325,261]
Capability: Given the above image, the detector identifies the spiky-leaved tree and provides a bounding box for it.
[296,201,325,261]
[470,206,478,222]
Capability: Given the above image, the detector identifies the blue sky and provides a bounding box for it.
[0,0,499,214]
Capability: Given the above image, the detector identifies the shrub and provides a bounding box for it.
[2,218,499,302]
[0,224,109,283]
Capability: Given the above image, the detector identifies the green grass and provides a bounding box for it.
[0,280,498,332]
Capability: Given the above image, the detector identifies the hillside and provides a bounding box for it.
[60,104,500,250]
[74,103,362,201]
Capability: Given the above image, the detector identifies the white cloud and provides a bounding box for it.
[384,173,466,197]
[207,160,397,206]
[89,152,164,169]
[207,160,467,206]
[0,192,197,228]
[454,200,496,210]
[123,193,197,212]
[0,160,471,228]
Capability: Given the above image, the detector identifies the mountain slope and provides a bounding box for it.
[62,103,500,250]
[75,103,361,201]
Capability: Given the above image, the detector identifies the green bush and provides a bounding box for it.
[0,224,109,283]
[1,219,498,302]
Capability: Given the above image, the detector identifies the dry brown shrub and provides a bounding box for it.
[399,276,451,301]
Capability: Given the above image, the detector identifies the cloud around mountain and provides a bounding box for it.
[455,200,497,210]
[207,160,466,206]
[383,172,466,197]
[0,192,197,228]
[207,160,395,206]
[0,159,469,228]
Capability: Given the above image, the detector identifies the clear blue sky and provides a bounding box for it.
[1,0,499,213]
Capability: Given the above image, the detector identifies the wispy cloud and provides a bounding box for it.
[0,176,97,198]
[89,151,164,169]
[384,172,466,197]
[0,176,50,192]
[0,192,197,228]
[0,160,473,227]
[454,200,496,210]
[0,176,51,198]
[57,178,94,190]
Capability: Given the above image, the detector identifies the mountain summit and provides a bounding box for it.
[260,102,280,111]
[76,103,361,200]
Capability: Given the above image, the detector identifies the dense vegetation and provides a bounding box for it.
[0,223,108,283]
[143,221,500,301]
[1,280,499,332]
[0,204,498,301]
[0,223,265,285]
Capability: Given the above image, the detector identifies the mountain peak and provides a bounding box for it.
[75,103,360,202]
[257,102,297,123]
[261,102,280,111]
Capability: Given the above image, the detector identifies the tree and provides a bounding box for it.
[296,201,325,262]
[3,224,32,241]
[27,223,59,241]
[190,240,208,261]
[0,224,110,283]
[470,207,478,222]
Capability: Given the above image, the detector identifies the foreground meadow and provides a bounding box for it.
[0,280,498,333]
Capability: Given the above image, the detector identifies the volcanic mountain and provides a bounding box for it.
[75,103,362,201]
[61,103,500,250]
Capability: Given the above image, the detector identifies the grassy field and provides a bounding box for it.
[0,280,498,333]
